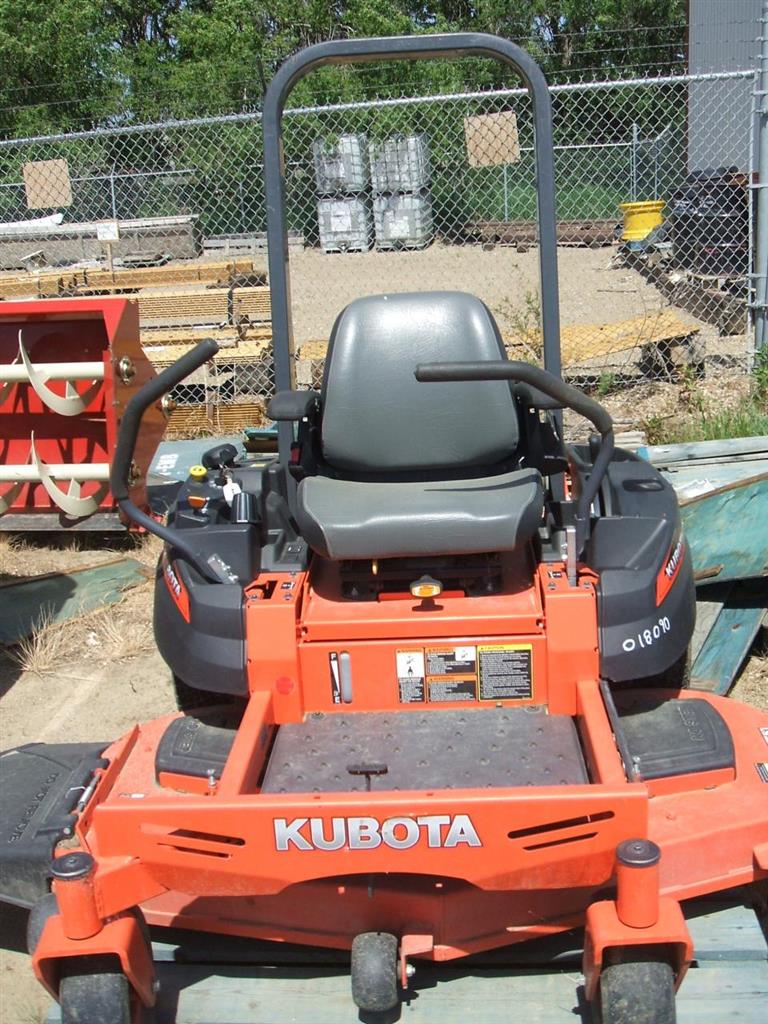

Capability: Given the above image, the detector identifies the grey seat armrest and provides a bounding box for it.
[268,389,321,421]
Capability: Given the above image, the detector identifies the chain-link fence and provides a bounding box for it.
[0,66,757,432]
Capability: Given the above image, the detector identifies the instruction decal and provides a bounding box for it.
[426,646,478,702]
[397,650,425,703]
[478,644,533,700]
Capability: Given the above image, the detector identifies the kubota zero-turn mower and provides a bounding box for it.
[1,34,767,1024]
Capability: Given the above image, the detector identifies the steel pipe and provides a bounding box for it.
[0,361,104,382]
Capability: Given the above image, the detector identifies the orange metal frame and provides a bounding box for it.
[32,555,768,1009]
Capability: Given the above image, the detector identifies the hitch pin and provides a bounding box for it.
[75,775,100,814]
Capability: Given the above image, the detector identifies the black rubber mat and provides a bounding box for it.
[261,707,588,793]
[612,693,735,780]
[0,742,107,907]
[155,713,237,781]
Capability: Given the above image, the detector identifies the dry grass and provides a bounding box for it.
[731,626,768,712]
[8,582,155,678]
[87,597,155,661]
[10,608,77,678]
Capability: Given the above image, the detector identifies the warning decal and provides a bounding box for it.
[478,644,533,701]
[396,644,534,704]
[397,650,425,703]
[426,646,477,702]
[757,763,768,784]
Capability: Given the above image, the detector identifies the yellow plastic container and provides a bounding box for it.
[619,200,665,241]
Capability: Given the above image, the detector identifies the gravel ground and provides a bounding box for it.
[288,243,693,345]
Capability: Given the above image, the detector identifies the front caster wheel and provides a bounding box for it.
[598,958,676,1024]
[59,956,132,1024]
[351,932,399,1013]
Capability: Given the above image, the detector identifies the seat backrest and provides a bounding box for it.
[320,292,519,473]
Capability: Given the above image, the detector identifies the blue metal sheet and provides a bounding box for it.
[0,557,149,646]
[691,588,766,694]
[679,473,768,584]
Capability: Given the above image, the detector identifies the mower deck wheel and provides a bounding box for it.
[350,931,399,1013]
[59,955,132,1024]
[598,958,676,1024]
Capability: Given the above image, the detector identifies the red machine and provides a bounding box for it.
[0,297,165,529]
[0,34,766,1024]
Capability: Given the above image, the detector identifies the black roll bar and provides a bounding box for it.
[262,33,562,467]
[110,338,233,583]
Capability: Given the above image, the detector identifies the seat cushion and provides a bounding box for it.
[296,468,544,560]
[321,292,518,473]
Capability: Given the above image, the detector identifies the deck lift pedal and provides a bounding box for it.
[1,33,767,1024]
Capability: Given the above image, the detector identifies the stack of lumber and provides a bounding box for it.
[0,258,265,300]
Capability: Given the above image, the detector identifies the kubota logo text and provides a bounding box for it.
[274,814,482,851]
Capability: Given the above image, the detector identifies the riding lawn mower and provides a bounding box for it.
[1,33,766,1024]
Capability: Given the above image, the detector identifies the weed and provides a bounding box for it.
[643,399,768,445]
[678,364,705,415]
[90,602,153,661]
[596,372,617,396]
[504,289,543,363]
[752,347,768,404]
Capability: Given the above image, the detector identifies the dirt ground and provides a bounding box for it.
[287,243,732,354]
[289,243,667,341]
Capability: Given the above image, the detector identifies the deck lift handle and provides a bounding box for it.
[416,360,614,552]
[262,32,563,469]
[110,337,233,583]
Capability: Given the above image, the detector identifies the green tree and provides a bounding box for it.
[0,0,688,138]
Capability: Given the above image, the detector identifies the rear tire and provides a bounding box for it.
[598,958,676,1024]
[351,932,399,1013]
[636,650,691,689]
[59,956,132,1024]
[172,674,241,712]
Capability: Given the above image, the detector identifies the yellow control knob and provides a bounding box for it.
[189,464,207,480]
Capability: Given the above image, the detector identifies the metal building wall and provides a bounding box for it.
[688,0,761,171]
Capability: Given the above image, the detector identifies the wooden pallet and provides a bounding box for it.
[43,892,768,1023]
[467,218,618,247]
[77,259,264,292]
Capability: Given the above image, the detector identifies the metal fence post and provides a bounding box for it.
[109,166,117,220]
[752,0,768,356]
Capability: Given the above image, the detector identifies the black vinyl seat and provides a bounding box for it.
[295,291,544,560]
